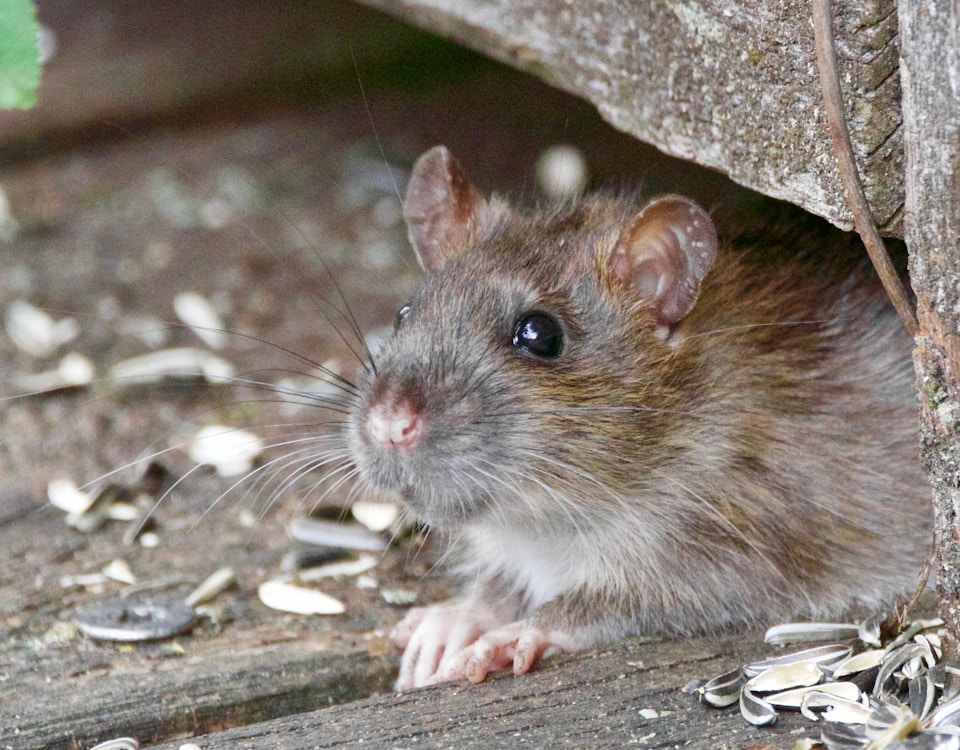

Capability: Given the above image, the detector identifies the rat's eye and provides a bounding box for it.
[394,304,411,331]
[512,312,563,358]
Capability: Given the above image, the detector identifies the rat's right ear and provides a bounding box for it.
[609,196,718,326]
[403,146,487,273]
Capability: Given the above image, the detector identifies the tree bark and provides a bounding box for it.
[899,0,960,662]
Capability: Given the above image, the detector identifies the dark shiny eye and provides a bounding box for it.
[394,304,411,331]
[512,312,563,358]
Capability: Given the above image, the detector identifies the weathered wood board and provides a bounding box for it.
[354,0,904,237]
[144,633,817,750]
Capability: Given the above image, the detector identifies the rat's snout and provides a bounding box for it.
[365,389,426,451]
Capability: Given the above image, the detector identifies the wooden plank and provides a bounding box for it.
[354,0,904,236]
[899,0,960,650]
[0,490,404,750]
[145,633,816,750]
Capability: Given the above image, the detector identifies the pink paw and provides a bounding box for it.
[434,620,578,684]
[390,602,508,689]
[391,605,577,689]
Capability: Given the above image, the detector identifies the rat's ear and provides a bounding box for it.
[609,196,718,326]
[403,146,487,273]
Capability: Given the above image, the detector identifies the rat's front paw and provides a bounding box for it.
[433,619,579,685]
[391,602,508,690]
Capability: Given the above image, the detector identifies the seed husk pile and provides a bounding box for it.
[697,617,960,748]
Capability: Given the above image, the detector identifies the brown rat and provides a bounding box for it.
[347,145,930,689]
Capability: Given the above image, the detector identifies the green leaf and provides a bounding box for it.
[0,0,41,110]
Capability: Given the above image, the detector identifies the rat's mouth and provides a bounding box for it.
[393,480,492,529]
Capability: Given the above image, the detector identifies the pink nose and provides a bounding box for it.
[366,400,424,450]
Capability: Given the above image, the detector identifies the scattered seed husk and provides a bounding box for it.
[740,686,778,726]
[801,691,873,725]
[909,673,937,720]
[173,291,226,349]
[188,425,262,477]
[13,351,95,392]
[767,681,861,709]
[257,579,345,615]
[765,622,860,646]
[898,732,960,750]
[87,738,139,750]
[858,614,884,648]
[184,567,235,608]
[101,501,136,523]
[833,649,886,678]
[698,667,745,707]
[280,547,350,573]
[536,144,589,202]
[701,613,958,745]
[744,644,852,677]
[287,515,387,552]
[109,347,235,385]
[874,643,929,699]
[865,703,921,743]
[60,572,109,589]
[102,559,136,585]
[5,299,79,357]
[351,500,400,533]
[67,484,131,533]
[915,633,941,665]
[885,619,945,652]
[47,478,91,514]
[746,661,823,693]
[928,692,960,727]
[819,721,870,749]
[380,587,417,606]
[296,554,377,582]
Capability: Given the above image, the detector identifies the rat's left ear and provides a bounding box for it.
[609,196,718,326]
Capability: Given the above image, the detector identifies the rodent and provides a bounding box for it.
[346,145,931,689]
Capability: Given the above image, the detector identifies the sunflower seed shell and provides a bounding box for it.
[257,580,345,615]
[698,667,744,707]
[740,687,778,726]
[765,622,860,646]
[766,680,861,709]
[744,644,852,677]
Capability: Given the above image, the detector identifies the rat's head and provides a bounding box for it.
[348,146,717,528]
